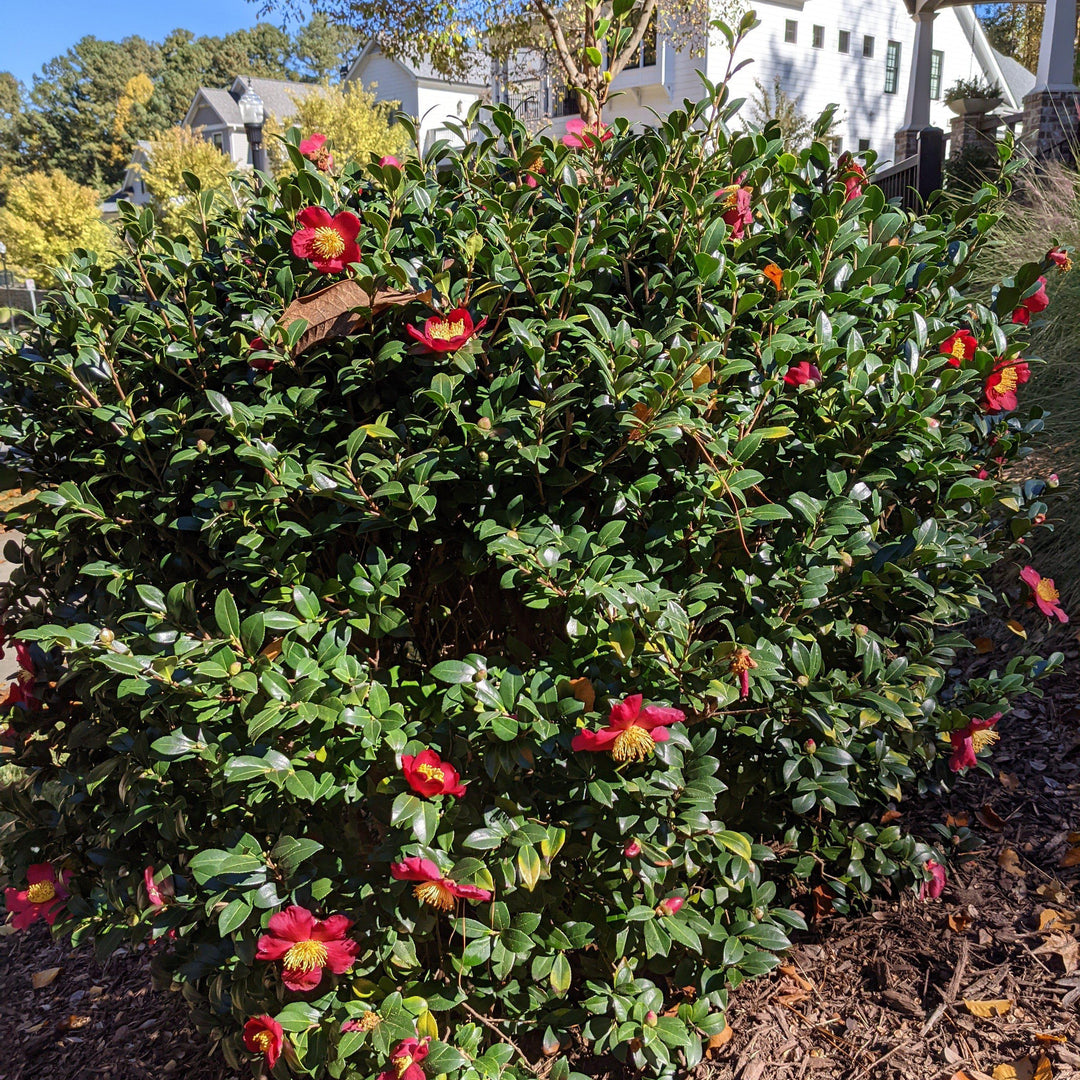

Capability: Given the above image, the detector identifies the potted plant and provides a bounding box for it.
[945,77,1003,116]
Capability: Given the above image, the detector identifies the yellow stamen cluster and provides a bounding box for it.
[393,1052,414,1076]
[27,881,56,904]
[1036,579,1060,603]
[252,1030,274,1052]
[428,318,466,341]
[1057,254,1073,272]
[995,367,1019,394]
[310,226,346,260]
[951,338,969,360]
[415,762,445,782]
[283,938,329,972]
[970,728,1000,754]
[414,880,456,911]
[729,648,757,675]
[612,725,656,763]
[356,1012,381,1032]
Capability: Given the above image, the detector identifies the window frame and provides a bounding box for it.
[812,25,825,49]
[784,19,798,44]
[930,49,944,99]
[863,35,875,59]
[838,30,851,54]
[884,40,902,94]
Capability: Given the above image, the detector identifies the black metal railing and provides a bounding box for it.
[875,126,944,210]
[504,91,542,121]
[550,87,580,118]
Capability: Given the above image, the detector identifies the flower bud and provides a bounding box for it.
[99,628,114,645]
[657,896,684,916]
[624,839,642,858]
[220,498,236,512]
[196,439,207,452]
[228,662,242,676]
[804,738,816,754]
[854,624,868,637]
[644,1011,658,1027]
[477,416,492,431]
[1048,473,1060,489]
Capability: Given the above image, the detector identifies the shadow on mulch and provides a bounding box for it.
[0,927,234,1080]
[3,667,1079,1080]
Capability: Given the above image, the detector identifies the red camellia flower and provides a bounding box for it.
[718,184,754,239]
[243,1015,284,1068]
[1011,276,1049,324]
[838,153,866,202]
[920,860,946,901]
[5,863,71,929]
[1020,566,1069,623]
[949,713,1002,772]
[378,1038,431,1080]
[624,839,642,858]
[379,155,402,168]
[143,866,175,908]
[255,905,359,991]
[729,646,759,699]
[983,360,1030,412]
[1,638,39,713]
[390,856,492,911]
[402,749,466,798]
[249,336,276,372]
[299,132,334,172]
[291,206,361,274]
[656,896,684,916]
[571,693,685,763]
[408,308,487,353]
[561,118,613,148]
[1048,247,1072,272]
[939,329,978,368]
[783,361,822,389]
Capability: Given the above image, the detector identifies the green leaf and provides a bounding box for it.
[215,590,240,640]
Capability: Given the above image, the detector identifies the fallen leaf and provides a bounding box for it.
[947,812,971,828]
[31,967,61,989]
[975,637,995,654]
[280,280,430,357]
[977,804,1007,832]
[1034,1033,1067,1044]
[993,1057,1035,1080]
[1037,909,1075,933]
[965,998,1014,1018]
[1032,932,1080,973]
[1059,846,1080,869]
[1034,1056,1053,1080]
[1006,620,1028,639]
[778,964,815,991]
[705,1024,733,1058]
[567,677,596,714]
[950,1073,974,1080]
[998,847,1025,876]
[999,772,1020,792]
[1037,881,1072,905]
[810,885,834,922]
[948,912,971,933]
[880,808,902,824]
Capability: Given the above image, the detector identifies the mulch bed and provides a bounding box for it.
[3,651,1079,1080]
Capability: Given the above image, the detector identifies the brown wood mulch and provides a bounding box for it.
[2,649,1079,1080]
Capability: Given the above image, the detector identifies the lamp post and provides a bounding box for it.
[238,79,267,174]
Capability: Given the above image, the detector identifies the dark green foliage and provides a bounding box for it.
[0,71,1060,1079]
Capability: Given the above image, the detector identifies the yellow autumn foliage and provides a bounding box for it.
[0,170,115,287]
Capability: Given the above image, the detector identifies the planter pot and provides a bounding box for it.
[947,96,1003,116]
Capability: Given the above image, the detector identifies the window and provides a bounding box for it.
[838,30,850,54]
[863,35,875,59]
[211,132,224,151]
[812,25,824,49]
[785,19,798,44]
[858,138,871,151]
[930,50,944,99]
[634,13,658,67]
[885,40,902,94]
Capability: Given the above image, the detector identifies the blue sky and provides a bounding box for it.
[0,0,309,86]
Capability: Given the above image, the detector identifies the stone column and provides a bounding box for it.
[895,10,937,161]
[1023,0,1080,158]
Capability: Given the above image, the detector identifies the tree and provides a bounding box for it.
[138,126,236,237]
[748,77,815,152]
[0,73,23,174]
[258,0,746,124]
[978,2,1080,80]
[264,82,411,173]
[0,170,114,286]
[294,14,356,80]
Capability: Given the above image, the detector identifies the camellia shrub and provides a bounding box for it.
[0,17,1066,1078]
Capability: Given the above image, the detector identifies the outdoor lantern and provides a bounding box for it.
[238,79,268,173]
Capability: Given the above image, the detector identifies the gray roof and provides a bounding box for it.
[992,48,1037,105]
[348,41,490,89]
[194,78,318,127]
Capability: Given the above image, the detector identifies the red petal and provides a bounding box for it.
[281,964,324,991]
[314,913,353,940]
[607,694,643,730]
[266,904,314,943]
[571,728,619,752]
[323,937,360,973]
[334,211,361,241]
[391,856,441,882]
[291,228,316,258]
[638,705,684,730]
[297,206,334,230]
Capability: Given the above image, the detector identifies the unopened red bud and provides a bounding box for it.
[220,498,236,512]
[657,896,684,916]
[1048,473,1060,489]
[624,839,642,858]
[644,1011,658,1027]
[805,738,816,753]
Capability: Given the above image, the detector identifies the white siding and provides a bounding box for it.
[354,55,421,117]
[417,85,485,152]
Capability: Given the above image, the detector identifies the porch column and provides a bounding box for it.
[895,9,937,160]
[1023,0,1080,157]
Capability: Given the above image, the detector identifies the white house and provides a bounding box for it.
[356,2,1036,165]
[342,43,490,155]
[182,76,320,167]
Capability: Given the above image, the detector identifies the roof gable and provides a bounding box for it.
[345,41,490,89]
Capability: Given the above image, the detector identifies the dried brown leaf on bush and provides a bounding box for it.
[280,280,430,356]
